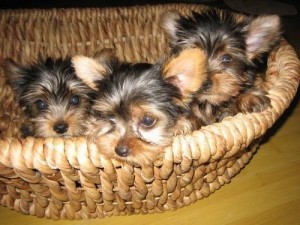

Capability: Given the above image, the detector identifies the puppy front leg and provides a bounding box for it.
[237,89,271,113]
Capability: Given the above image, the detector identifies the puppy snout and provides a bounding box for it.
[115,145,130,157]
[53,122,69,134]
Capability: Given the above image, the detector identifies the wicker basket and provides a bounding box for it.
[0,3,299,220]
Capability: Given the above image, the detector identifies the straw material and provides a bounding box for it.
[0,4,299,219]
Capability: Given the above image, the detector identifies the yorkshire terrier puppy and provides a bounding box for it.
[3,57,94,138]
[161,9,282,124]
[72,48,204,165]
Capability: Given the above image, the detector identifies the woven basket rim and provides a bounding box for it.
[1,39,299,168]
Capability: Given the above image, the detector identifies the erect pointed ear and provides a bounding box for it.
[72,55,106,90]
[163,48,208,103]
[93,48,116,64]
[2,58,21,78]
[72,48,116,90]
[160,10,182,44]
[2,58,26,96]
[246,15,281,60]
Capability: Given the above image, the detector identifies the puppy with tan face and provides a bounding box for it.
[73,49,205,165]
[162,9,282,124]
[3,57,94,138]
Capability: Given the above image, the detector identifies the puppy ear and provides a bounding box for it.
[3,58,21,77]
[93,48,116,64]
[246,15,281,60]
[2,58,26,96]
[162,48,207,103]
[72,49,116,90]
[160,10,181,44]
[72,55,105,90]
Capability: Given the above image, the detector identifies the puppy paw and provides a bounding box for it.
[237,92,271,113]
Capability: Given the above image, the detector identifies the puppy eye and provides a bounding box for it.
[221,54,232,63]
[107,114,116,124]
[35,100,47,110]
[70,95,80,105]
[140,115,156,128]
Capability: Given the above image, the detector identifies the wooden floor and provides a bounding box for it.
[0,90,299,225]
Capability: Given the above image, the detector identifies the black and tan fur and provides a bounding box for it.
[3,57,94,137]
[72,49,204,165]
[161,8,282,124]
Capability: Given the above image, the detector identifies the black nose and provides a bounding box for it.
[115,146,130,157]
[53,122,68,134]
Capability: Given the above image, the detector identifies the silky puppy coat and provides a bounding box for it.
[161,9,282,124]
[3,57,94,138]
[72,49,205,165]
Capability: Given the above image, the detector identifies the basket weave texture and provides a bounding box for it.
[0,4,299,219]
